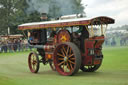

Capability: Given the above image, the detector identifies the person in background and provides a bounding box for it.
[17,39,21,52]
[24,39,28,51]
[8,40,13,53]
[19,40,23,52]
[13,39,17,52]
[0,41,4,53]
[3,41,8,53]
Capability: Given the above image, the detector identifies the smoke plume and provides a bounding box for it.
[26,0,84,18]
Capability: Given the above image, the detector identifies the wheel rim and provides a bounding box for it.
[28,52,39,73]
[54,42,81,76]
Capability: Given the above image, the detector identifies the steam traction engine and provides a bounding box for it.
[18,16,114,76]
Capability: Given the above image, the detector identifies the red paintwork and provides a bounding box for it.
[45,53,53,60]
[57,29,71,43]
[82,36,104,66]
[53,35,57,45]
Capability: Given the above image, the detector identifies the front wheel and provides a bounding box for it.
[53,42,81,76]
[28,52,40,73]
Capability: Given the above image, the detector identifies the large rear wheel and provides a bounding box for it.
[53,42,81,76]
[28,52,40,73]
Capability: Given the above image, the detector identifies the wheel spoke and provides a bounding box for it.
[31,57,33,64]
[32,57,34,65]
[33,64,36,70]
[34,61,37,65]
[70,58,75,60]
[67,62,71,72]
[32,64,34,70]
[65,64,68,72]
[58,58,64,60]
[69,61,73,71]
[32,64,35,70]
[61,49,65,57]
[32,55,34,61]
[63,62,65,72]
[65,62,68,72]
[58,61,65,66]
[57,53,65,57]
[32,55,37,70]
[62,46,67,55]
[68,60,75,64]
[66,46,69,56]
[34,56,36,61]
[68,54,74,58]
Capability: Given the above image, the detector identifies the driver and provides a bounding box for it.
[74,25,89,52]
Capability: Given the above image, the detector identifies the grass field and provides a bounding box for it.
[0,46,128,85]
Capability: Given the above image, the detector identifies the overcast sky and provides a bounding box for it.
[81,0,128,28]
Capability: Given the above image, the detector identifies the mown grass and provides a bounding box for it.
[0,46,128,85]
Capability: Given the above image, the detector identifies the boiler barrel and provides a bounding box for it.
[29,44,55,52]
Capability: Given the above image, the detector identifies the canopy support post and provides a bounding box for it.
[101,24,103,35]
[91,25,94,37]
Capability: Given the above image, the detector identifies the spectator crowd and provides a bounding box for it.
[0,39,32,53]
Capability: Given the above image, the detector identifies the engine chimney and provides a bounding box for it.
[40,13,48,21]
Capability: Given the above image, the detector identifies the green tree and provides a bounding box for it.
[0,0,27,35]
